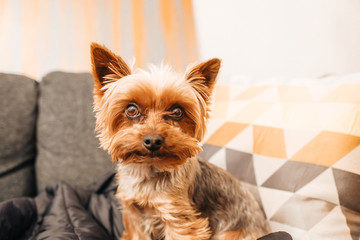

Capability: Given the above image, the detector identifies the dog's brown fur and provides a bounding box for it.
[91,43,270,240]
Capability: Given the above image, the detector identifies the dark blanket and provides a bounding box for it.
[0,172,123,240]
[0,173,291,240]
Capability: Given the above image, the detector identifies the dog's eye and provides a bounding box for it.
[168,107,184,120]
[125,104,140,118]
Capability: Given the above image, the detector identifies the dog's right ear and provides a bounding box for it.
[90,42,131,95]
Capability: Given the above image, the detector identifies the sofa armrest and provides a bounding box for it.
[0,73,38,201]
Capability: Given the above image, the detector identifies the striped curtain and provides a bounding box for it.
[0,0,198,79]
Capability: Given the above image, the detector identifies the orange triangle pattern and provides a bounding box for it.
[290,131,360,167]
[206,122,248,146]
[253,125,287,159]
[322,83,360,103]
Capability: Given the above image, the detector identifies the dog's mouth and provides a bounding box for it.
[123,150,181,162]
[120,148,197,171]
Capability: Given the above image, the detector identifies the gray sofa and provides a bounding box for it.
[0,72,113,202]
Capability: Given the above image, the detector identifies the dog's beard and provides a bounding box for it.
[106,125,202,171]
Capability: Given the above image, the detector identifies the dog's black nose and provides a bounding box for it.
[143,134,164,152]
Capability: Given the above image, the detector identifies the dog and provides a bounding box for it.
[90,43,269,240]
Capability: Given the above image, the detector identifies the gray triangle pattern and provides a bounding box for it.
[270,194,336,230]
[261,161,327,192]
[225,148,257,185]
[332,168,360,213]
[199,144,222,161]
[200,143,360,239]
[340,206,360,240]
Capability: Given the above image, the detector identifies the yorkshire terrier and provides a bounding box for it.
[90,43,269,240]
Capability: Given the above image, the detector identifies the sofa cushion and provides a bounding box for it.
[201,74,360,239]
[0,73,38,201]
[36,72,112,192]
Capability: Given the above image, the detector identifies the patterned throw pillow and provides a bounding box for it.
[201,74,360,240]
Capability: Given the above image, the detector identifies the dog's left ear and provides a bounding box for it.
[90,42,131,96]
[185,58,221,103]
[186,58,221,140]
